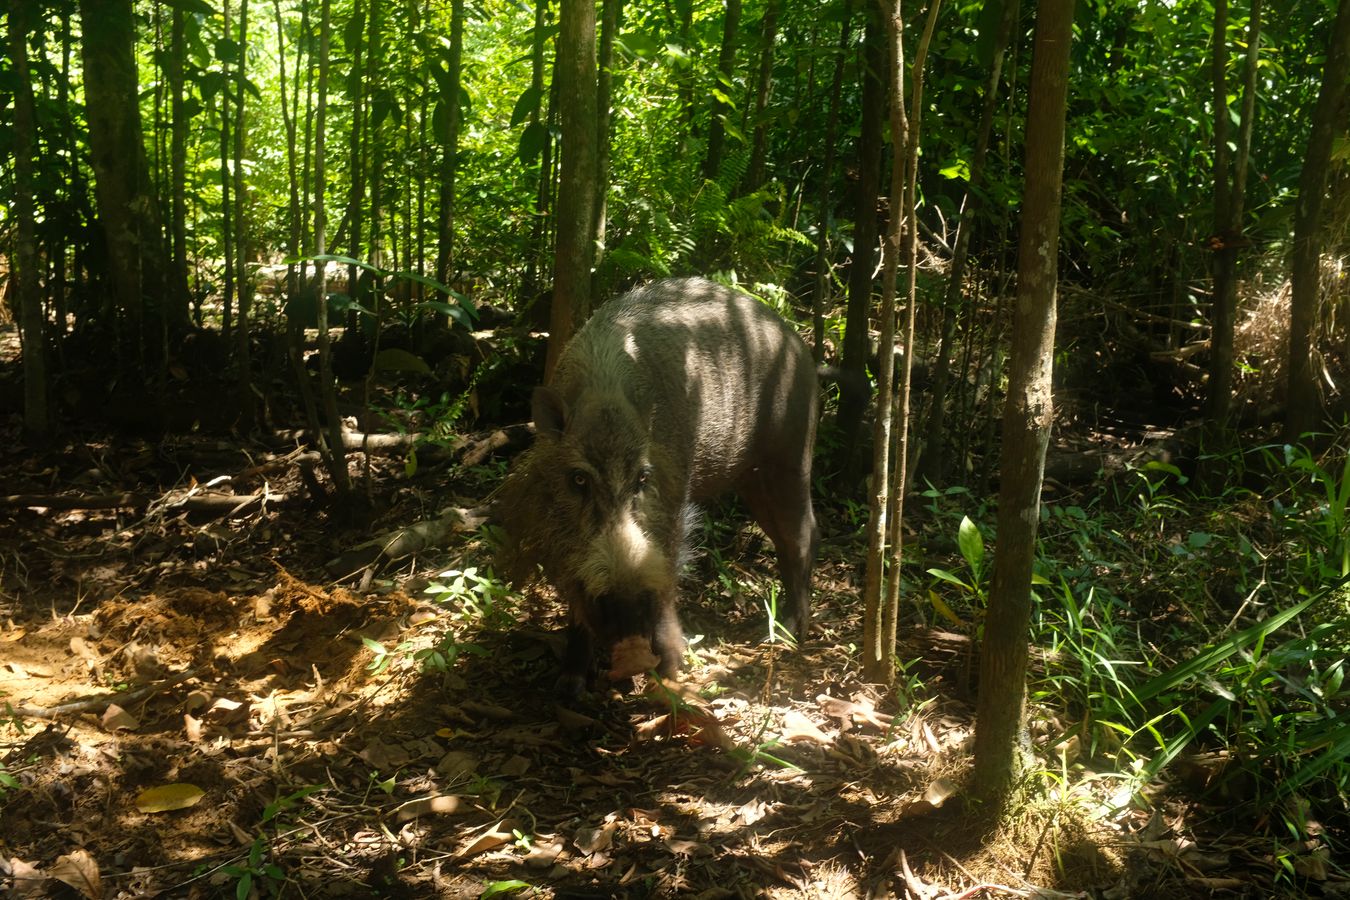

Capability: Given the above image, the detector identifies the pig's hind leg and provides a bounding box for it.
[737,465,818,643]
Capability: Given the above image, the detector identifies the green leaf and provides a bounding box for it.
[1186,531,1214,550]
[214,37,241,64]
[957,516,984,571]
[928,589,964,627]
[1137,697,1228,783]
[510,85,542,128]
[481,881,531,898]
[939,160,970,181]
[618,30,661,59]
[429,60,454,97]
[518,121,548,167]
[1133,595,1320,704]
[927,568,972,592]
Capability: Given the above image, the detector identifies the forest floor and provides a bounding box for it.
[0,332,1335,898]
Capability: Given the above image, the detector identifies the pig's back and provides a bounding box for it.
[560,278,818,499]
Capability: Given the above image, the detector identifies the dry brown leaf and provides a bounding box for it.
[499,754,531,776]
[574,820,618,855]
[524,839,563,870]
[461,699,514,721]
[458,818,518,858]
[923,778,957,808]
[7,857,47,899]
[394,794,464,822]
[101,704,139,732]
[135,783,206,813]
[205,696,249,726]
[733,799,770,826]
[434,749,478,780]
[1294,847,1330,880]
[818,693,895,731]
[360,739,412,770]
[183,713,204,743]
[49,850,102,900]
[921,720,941,754]
[678,708,736,752]
[1,627,26,642]
[634,713,672,742]
[664,838,713,857]
[571,768,634,787]
[780,709,831,744]
[556,706,599,730]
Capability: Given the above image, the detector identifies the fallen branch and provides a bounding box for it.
[2,492,143,511]
[326,506,491,580]
[3,490,286,517]
[12,669,198,720]
[457,423,534,467]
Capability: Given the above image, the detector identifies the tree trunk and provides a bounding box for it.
[435,0,466,288]
[168,7,191,325]
[545,0,599,380]
[836,6,888,475]
[702,0,742,182]
[971,0,1074,807]
[918,0,1019,486]
[234,0,255,426]
[809,14,852,362]
[744,0,780,191]
[345,0,368,303]
[522,0,552,303]
[861,0,910,687]
[220,0,235,340]
[314,0,351,495]
[9,0,50,438]
[593,0,622,290]
[880,0,942,679]
[1286,0,1350,441]
[1205,0,1261,439]
[79,0,165,368]
[275,0,302,304]
[367,0,386,276]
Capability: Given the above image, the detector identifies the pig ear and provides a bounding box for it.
[532,386,568,437]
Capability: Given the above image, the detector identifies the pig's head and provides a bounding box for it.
[495,383,679,654]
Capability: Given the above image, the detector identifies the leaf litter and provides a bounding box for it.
[0,428,1312,898]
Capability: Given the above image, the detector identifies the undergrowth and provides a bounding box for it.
[922,430,1350,876]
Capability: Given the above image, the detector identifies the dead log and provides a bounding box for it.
[458,423,535,467]
[326,505,491,581]
[2,490,286,517]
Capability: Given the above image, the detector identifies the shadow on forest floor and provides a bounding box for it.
[0,362,1311,899]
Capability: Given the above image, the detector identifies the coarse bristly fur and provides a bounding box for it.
[494,277,821,696]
